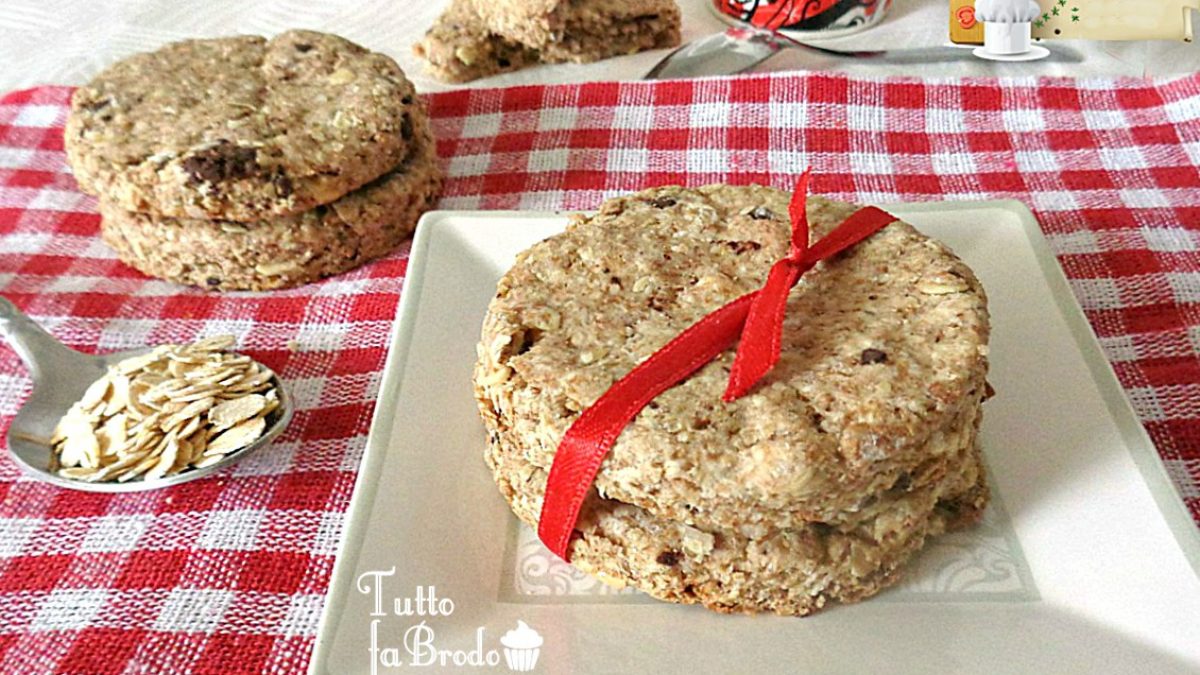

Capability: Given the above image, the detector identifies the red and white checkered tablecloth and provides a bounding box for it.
[1,74,1198,673]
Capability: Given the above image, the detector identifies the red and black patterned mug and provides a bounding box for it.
[713,0,893,37]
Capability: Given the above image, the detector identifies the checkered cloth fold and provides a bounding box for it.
[1,74,1198,674]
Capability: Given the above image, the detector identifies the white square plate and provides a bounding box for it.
[311,202,1200,674]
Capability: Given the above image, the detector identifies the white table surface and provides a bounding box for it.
[0,0,1197,96]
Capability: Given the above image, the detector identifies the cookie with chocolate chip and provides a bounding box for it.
[66,30,420,222]
[97,112,443,291]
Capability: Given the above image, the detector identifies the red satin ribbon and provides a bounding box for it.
[538,172,898,560]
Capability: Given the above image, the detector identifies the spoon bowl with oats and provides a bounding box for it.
[0,296,292,492]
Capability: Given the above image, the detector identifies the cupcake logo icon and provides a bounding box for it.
[500,620,542,672]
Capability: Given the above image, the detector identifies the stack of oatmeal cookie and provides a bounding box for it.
[415,0,682,83]
[65,30,443,291]
[474,185,992,616]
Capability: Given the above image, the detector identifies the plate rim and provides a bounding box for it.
[309,199,1200,674]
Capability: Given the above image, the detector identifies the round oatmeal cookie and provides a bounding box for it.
[98,116,443,291]
[474,185,990,532]
[67,30,421,222]
[485,406,989,616]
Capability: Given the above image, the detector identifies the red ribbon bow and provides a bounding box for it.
[538,172,898,560]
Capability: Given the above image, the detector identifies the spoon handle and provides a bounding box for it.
[0,295,84,380]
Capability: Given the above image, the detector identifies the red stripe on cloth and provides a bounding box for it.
[58,627,144,675]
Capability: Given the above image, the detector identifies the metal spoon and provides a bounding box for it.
[0,295,292,492]
[645,25,885,79]
[643,25,1023,80]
